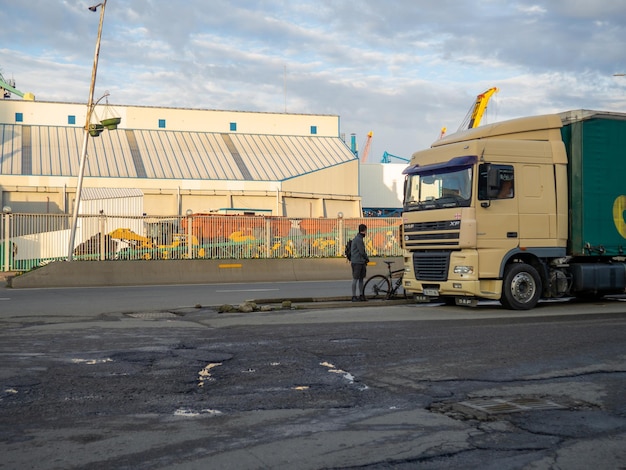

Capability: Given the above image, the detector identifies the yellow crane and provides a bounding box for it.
[458,87,499,131]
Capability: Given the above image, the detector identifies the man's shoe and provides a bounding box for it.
[359,295,367,302]
[352,296,359,302]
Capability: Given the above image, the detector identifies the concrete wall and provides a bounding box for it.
[360,163,406,209]
[8,257,400,289]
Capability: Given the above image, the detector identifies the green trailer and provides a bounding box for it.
[561,110,626,257]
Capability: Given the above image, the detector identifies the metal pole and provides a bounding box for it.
[68,131,89,260]
[265,218,271,258]
[187,214,193,259]
[99,211,106,261]
[67,0,107,261]
[337,214,344,258]
[3,211,10,272]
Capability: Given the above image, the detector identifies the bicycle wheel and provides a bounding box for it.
[364,275,391,299]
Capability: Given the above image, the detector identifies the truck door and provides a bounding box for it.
[517,164,556,243]
[477,164,519,277]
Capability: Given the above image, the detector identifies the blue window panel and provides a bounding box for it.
[158,119,166,128]
[230,122,237,131]
[15,112,23,123]
[310,125,317,135]
[68,115,76,125]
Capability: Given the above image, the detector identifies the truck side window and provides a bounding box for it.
[478,164,514,200]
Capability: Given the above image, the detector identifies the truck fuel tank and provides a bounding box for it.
[569,262,626,294]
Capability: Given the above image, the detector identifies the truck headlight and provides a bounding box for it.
[453,265,474,275]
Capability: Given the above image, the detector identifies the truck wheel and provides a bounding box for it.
[501,263,542,310]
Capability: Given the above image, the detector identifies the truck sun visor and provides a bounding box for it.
[402,155,477,176]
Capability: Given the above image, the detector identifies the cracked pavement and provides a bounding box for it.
[1,301,625,469]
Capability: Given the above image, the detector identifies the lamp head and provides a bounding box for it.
[88,3,103,12]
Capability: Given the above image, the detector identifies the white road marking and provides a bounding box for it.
[174,408,223,417]
[71,358,113,365]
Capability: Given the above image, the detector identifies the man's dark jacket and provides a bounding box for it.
[350,232,369,264]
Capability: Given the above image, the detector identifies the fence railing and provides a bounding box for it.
[1,213,402,272]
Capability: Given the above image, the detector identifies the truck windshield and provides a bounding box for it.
[404,165,473,212]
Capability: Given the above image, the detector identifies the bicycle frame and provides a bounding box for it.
[364,261,406,300]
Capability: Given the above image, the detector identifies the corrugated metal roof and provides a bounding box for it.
[0,124,356,181]
[81,188,144,200]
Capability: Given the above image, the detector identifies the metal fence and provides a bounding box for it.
[1,212,402,272]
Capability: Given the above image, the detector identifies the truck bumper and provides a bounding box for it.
[403,278,503,301]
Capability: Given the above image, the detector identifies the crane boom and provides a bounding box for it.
[468,87,498,128]
[360,131,373,162]
[0,72,35,100]
[381,151,409,163]
[458,87,498,131]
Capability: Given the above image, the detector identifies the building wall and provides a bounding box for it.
[0,100,341,137]
[0,176,360,218]
[281,160,361,217]
[0,100,360,218]
[1,187,67,214]
[359,163,406,209]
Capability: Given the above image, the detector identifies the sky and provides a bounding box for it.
[1,0,626,162]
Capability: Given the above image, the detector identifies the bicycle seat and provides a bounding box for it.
[384,260,394,267]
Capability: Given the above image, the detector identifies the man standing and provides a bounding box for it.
[350,224,369,302]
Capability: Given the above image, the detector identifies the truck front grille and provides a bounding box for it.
[403,219,461,248]
[412,251,450,281]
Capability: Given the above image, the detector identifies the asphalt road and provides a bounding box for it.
[0,279,354,316]
[1,283,625,469]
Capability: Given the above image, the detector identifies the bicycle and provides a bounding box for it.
[364,260,407,300]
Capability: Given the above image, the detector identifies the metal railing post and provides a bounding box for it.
[265,218,271,258]
[2,210,11,272]
[337,215,344,258]
[187,213,193,259]
[99,211,106,260]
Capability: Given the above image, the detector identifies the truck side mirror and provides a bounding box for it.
[478,163,499,201]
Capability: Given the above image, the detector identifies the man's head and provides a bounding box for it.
[359,224,367,234]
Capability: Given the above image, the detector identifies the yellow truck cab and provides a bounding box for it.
[401,110,626,310]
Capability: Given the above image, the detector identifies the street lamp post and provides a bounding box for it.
[67,1,108,261]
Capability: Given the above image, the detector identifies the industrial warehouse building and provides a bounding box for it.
[0,99,361,218]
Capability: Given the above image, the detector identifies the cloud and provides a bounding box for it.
[1,0,625,158]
